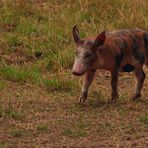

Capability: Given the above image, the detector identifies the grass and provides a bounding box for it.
[0,108,3,118]
[0,142,5,148]
[37,124,48,132]
[6,34,22,47]
[0,66,78,93]
[0,81,7,91]
[76,121,89,130]
[9,129,25,137]
[0,0,148,147]
[62,128,87,138]
[0,66,41,84]
[5,109,24,120]
[97,122,113,135]
[139,115,148,125]
[0,103,24,120]
[44,76,78,93]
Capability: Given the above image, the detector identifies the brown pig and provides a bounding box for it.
[72,25,148,103]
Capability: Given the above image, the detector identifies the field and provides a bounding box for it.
[0,0,148,147]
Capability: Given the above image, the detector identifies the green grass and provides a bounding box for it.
[62,128,87,138]
[76,119,90,130]
[0,66,78,93]
[16,19,38,36]
[0,66,41,84]
[6,34,22,47]
[139,115,148,125]
[0,142,5,148]
[9,129,24,137]
[37,124,48,132]
[44,76,78,93]
[5,110,24,120]
[57,49,74,69]
[0,81,7,91]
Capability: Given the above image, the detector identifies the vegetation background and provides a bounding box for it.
[0,0,148,147]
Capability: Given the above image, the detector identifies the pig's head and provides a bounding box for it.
[72,25,106,76]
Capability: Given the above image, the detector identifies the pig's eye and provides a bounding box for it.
[84,53,92,59]
[76,51,78,56]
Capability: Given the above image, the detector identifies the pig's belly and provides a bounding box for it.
[120,64,135,72]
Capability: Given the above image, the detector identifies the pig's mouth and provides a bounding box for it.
[72,70,86,76]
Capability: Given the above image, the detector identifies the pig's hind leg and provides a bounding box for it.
[110,69,119,101]
[133,68,146,100]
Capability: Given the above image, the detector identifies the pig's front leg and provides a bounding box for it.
[78,69,96,104]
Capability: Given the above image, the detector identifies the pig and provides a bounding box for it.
[72,25,148,104]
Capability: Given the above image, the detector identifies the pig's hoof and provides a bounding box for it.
[111,95,118,102]
[111,98,117,103]
[78,97,86,104]
[132,94,141,101]
[111,93,119,102]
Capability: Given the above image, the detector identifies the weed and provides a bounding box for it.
[9,129,24,137]
[0,66,29,83]
[0,66,41,84]
[62,128,75,137]
[77,120,89,130]
[0,81,7,91]
[57,48,74,69]
[16,19,38,36]
[0,142,5,148]
[37,124,48,132]
[62,128,87,138]
[5,109,24,120]
[6,35,22,47]
[139,115,148,125]
[0,11,19,27]
[44,76,78,93]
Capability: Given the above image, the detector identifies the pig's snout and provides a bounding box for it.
[72,63,85,76]
[72,71,82,76]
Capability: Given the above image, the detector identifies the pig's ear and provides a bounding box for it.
[72,25,81,44]
[94,31,106,47]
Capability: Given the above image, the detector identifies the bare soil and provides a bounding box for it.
[0,69,148,147]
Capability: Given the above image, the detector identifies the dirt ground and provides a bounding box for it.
[0,69,148,147]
